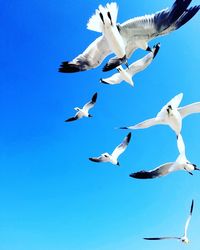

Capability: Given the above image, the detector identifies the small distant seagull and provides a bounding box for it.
[65,92,97,122]
[89,132,131,166]
[100,43,160,87]
[120,93,200,136]
[144,200,194,244]
[130,134,200,179]
[87,2,128,71]
[59,1,200,73]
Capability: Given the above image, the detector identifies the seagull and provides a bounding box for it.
[89,132,131,165]
[144,200,194,244]
[129,134,200,179]
[64,92,97,122]
[120,93,200,136]
[87,2,128,69]
[59,0,200,73]
[100,43,160,87]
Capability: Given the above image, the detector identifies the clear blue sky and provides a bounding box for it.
[0,1,200,249]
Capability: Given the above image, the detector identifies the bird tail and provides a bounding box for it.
[87,2,118,33]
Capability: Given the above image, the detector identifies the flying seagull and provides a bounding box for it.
[144,200,194,244]
[59,0,200,73]
[100,43,160,87]
[65,92,97,122]
[87,2,128,69]
[89,132,131,165]
[120,93,200,136]
[130,134,200,179]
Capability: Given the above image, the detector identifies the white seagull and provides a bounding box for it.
[120,93,200,136]
[59,0,200,72]
[100,43,160,87]
[89,132,131,166]
[65,92,97,122]
[144,200,194,244]
[87,2,128,68]
[129,134,199,179]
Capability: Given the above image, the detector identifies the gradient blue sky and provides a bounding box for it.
[1,1,200,249]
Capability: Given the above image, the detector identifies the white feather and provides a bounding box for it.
[87,2,118,33]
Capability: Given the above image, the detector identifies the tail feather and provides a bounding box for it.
[87,7,104,32]
[87,2,118,33]
[106,2,118,25]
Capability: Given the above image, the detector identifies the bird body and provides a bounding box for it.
[59,1,200,73]
[120,93,200,136]
[130,134,199,179]
[89,132,132,166]
[87,2,127,66]
[100,43,160,86]
[144,200,194,244]
[65,93,97,122]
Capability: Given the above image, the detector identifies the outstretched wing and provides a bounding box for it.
[111,132,131,159]
[100,72,123,85]
[177,134,185,156]
[128,43,160,76]
[89,156,108,163]
[59,36,111,73]
[83,92,98,112]
[119,0,199,57]
[178,102,200,119]
[120,117,165,130]
[64,112,82,122]
[130,162,174,179]
[184,200,194,237]
[144,237,181,241]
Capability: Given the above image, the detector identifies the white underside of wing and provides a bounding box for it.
[127,50,153,76]
[112,133,131,159]
[72,36,111,69]
[101,72,123,85]
[177,134,185,156]
[83,101,94,112]
[178,102,200,119]
[128,117,164,130]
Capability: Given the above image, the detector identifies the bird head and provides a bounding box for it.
[102,153,109,158]
[166,105,173,115]
[74,107,80,111]
[181,237,189,244]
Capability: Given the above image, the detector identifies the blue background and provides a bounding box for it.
[0,0,200,249]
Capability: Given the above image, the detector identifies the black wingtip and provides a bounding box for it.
[92,92,98,103]
[119,127,128,130]
[146,46,152,52]
[190,199,194,214]
[58,61,83,73]
[100,78,109,84]
[102,55,127,72]
[153,43,161,59]
[129,171,154,179]
[126,132,132,143]
[175,5,200,30]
